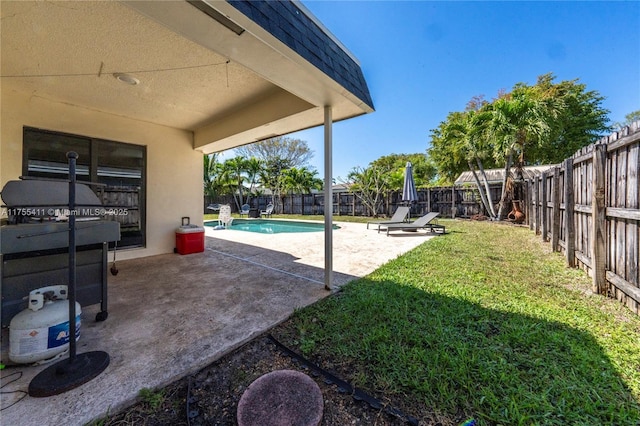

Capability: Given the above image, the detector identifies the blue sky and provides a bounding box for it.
[246,1,640,180]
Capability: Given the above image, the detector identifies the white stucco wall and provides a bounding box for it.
[1,87,203,260]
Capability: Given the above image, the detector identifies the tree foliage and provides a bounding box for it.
[344,165,391,217]
[429,73,610,185]
[524,74,610,164]
[204,137,321,213]
[281,167,323,195]
[203,153,221,199]
[613,109,640,130]
[436,108,498,218]
[233,136,313,168]
[339,153,438,217]
[212,156,251,210]
[277,167,323,213]
[428,73,610,219]
[370,153,437,190]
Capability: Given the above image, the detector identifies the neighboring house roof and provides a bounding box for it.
[332,183,352,193]
[454,164,558,186]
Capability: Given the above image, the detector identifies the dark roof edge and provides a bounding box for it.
[293,1,362,66]
[227,0,374,111]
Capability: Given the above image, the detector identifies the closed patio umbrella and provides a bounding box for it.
[402,161,418,218]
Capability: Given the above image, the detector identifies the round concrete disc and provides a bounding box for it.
[237,369,323,426]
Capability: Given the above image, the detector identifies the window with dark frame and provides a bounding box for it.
[22,127,146,249]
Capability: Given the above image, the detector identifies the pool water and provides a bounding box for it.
[205,219,339,234]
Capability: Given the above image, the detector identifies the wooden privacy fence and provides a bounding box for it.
[525,122,640,314]
[205,185,501,219]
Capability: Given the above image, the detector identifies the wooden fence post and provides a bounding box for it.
[533,176,540,235]
[451,186,455,218]
[591,144,607,295]
[551,167,561,251]
[528,180,534,230]
[384,192,389,216]
[564,158,575,267]
[349,194,356,216]
[541,172,548,241]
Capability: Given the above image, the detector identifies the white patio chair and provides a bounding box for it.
[217,205,233,228]
[260,203,274,218]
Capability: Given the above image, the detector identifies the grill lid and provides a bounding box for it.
[1,180,104,220]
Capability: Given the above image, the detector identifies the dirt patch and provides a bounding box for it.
[99,331,460,426]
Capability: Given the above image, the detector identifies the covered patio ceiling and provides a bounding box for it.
[1,0,374,153]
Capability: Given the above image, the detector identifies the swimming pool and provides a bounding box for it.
[205,219,340,234]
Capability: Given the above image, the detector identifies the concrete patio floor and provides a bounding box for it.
[0,220,434,425]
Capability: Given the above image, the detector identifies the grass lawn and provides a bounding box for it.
[267,218,640,425]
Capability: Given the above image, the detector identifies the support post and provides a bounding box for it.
[591,144,607,295]
[564,159,575,267]
[323,106,333,291]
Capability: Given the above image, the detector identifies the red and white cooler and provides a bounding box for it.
[175,217,204,255]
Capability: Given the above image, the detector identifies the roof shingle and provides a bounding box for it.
[228,0,374,110]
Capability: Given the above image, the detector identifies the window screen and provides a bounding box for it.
[23,127,146,248]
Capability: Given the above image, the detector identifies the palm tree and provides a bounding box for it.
[441,109,497,219]
[203,153,220,201]
[490,86,561,218]
[279,167,322,213]
[244,157,263,201]
[467,108,498,218]
[217,156,249,211]
[282,167,322,193]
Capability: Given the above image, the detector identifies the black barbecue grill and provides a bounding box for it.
[1,178,120,327]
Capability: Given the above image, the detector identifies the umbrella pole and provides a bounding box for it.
[402,162,418,221]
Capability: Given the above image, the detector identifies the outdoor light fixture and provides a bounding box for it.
[113,73,140,86]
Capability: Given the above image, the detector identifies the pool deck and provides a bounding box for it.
[0,220,436,425]
[205,218,433,283]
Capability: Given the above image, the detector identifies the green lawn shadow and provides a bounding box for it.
[277,278,640,425]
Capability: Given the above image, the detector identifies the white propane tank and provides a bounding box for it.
[9,285,81,364]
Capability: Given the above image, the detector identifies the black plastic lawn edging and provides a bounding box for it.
[267,334,419,425]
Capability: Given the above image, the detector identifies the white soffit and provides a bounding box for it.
[2,2,279,129]
[1,1,371,153]
[123,0,372,152]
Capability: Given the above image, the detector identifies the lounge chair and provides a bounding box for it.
[206,203,221,212]
[382,212,444,236]
[260,203,274,218]
[239,204,250,217]
[217,205,234,228]
[367,206,410,231]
